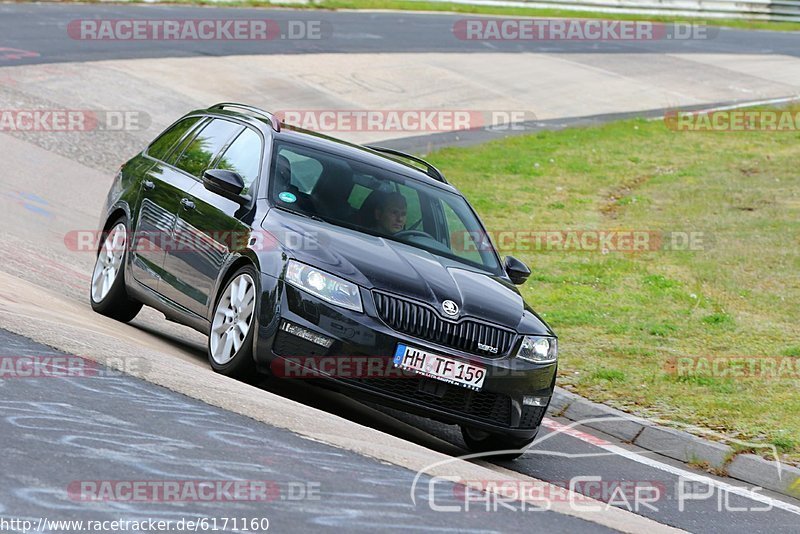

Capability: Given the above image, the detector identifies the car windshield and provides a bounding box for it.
[269,141,502,274]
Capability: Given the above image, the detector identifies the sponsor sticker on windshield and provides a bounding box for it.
[278,191,297,203]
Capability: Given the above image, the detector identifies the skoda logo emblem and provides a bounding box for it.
[442,300,459,317]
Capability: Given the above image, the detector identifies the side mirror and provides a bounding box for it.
[202,169,246,203]
[504,256,531,285]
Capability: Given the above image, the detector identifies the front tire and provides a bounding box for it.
[460,425,538,460]
[90,218,143,322]
[208,265,259,379]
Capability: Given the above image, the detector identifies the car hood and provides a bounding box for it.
[263,208,552,335]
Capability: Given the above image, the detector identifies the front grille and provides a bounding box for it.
[345,376,513,426]
[372,291,516,357]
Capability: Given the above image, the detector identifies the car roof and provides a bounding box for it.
[188,104,461,195]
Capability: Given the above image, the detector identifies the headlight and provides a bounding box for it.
[516,336,557,364]
[285,260,363,312]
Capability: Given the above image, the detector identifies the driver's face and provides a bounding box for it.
[376,203,407,234]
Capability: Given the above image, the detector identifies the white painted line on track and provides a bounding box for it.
[540,418,800,516]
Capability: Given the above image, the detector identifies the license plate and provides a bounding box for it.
[393,343,486,391]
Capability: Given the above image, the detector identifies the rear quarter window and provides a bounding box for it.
[146,117,202,162]
[173,119,243,179]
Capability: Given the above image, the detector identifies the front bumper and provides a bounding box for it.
[254,275,556,438]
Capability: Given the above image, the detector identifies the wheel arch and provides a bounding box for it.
[208,253,263,368]
[208,252,262,323]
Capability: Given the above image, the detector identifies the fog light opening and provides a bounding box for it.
[280,320,334,348]
[523,396,550,407]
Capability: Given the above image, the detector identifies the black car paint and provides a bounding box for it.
[99,106,557,439]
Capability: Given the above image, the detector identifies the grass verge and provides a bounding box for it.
[424,106,800,464]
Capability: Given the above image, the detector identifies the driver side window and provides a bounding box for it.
[214,127,263,196]
[442,202,485,264]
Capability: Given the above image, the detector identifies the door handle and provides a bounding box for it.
[180,198,195,210]
[143,180,155,191]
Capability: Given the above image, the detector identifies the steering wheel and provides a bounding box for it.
[393,229,434,240]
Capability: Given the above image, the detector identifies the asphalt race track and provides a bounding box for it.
[0,3,799,533]
[4,3,800,62]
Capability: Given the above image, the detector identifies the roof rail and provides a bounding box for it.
[366,145,447,183]
[209,102,281,132]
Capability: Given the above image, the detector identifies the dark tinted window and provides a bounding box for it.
[269,141,501,274]
[174,119,243,179]
[165,119,207,166]
[442,200,485,265]
[275,145,324,193]
[215,127,263,196]
[146,117,201,162]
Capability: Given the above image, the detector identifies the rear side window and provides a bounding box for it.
[174,119,243,179]
[214,127,263,196]
[146,116,201,162]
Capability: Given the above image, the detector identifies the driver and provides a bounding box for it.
[374,192,407,235]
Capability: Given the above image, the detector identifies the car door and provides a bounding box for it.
[157,117,249,316]
[129,115,204,292]
[166,125,264,318]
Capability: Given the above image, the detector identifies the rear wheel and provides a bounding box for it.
[208,265,259,379]
[90,218,142,322]
[460,425,537,460]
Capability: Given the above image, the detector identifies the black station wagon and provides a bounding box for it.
[91,103,557,457]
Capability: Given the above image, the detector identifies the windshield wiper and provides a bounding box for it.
[274,204,327,224]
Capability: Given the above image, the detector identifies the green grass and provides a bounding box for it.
[422,107,800,464]
[101,0,800,32]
